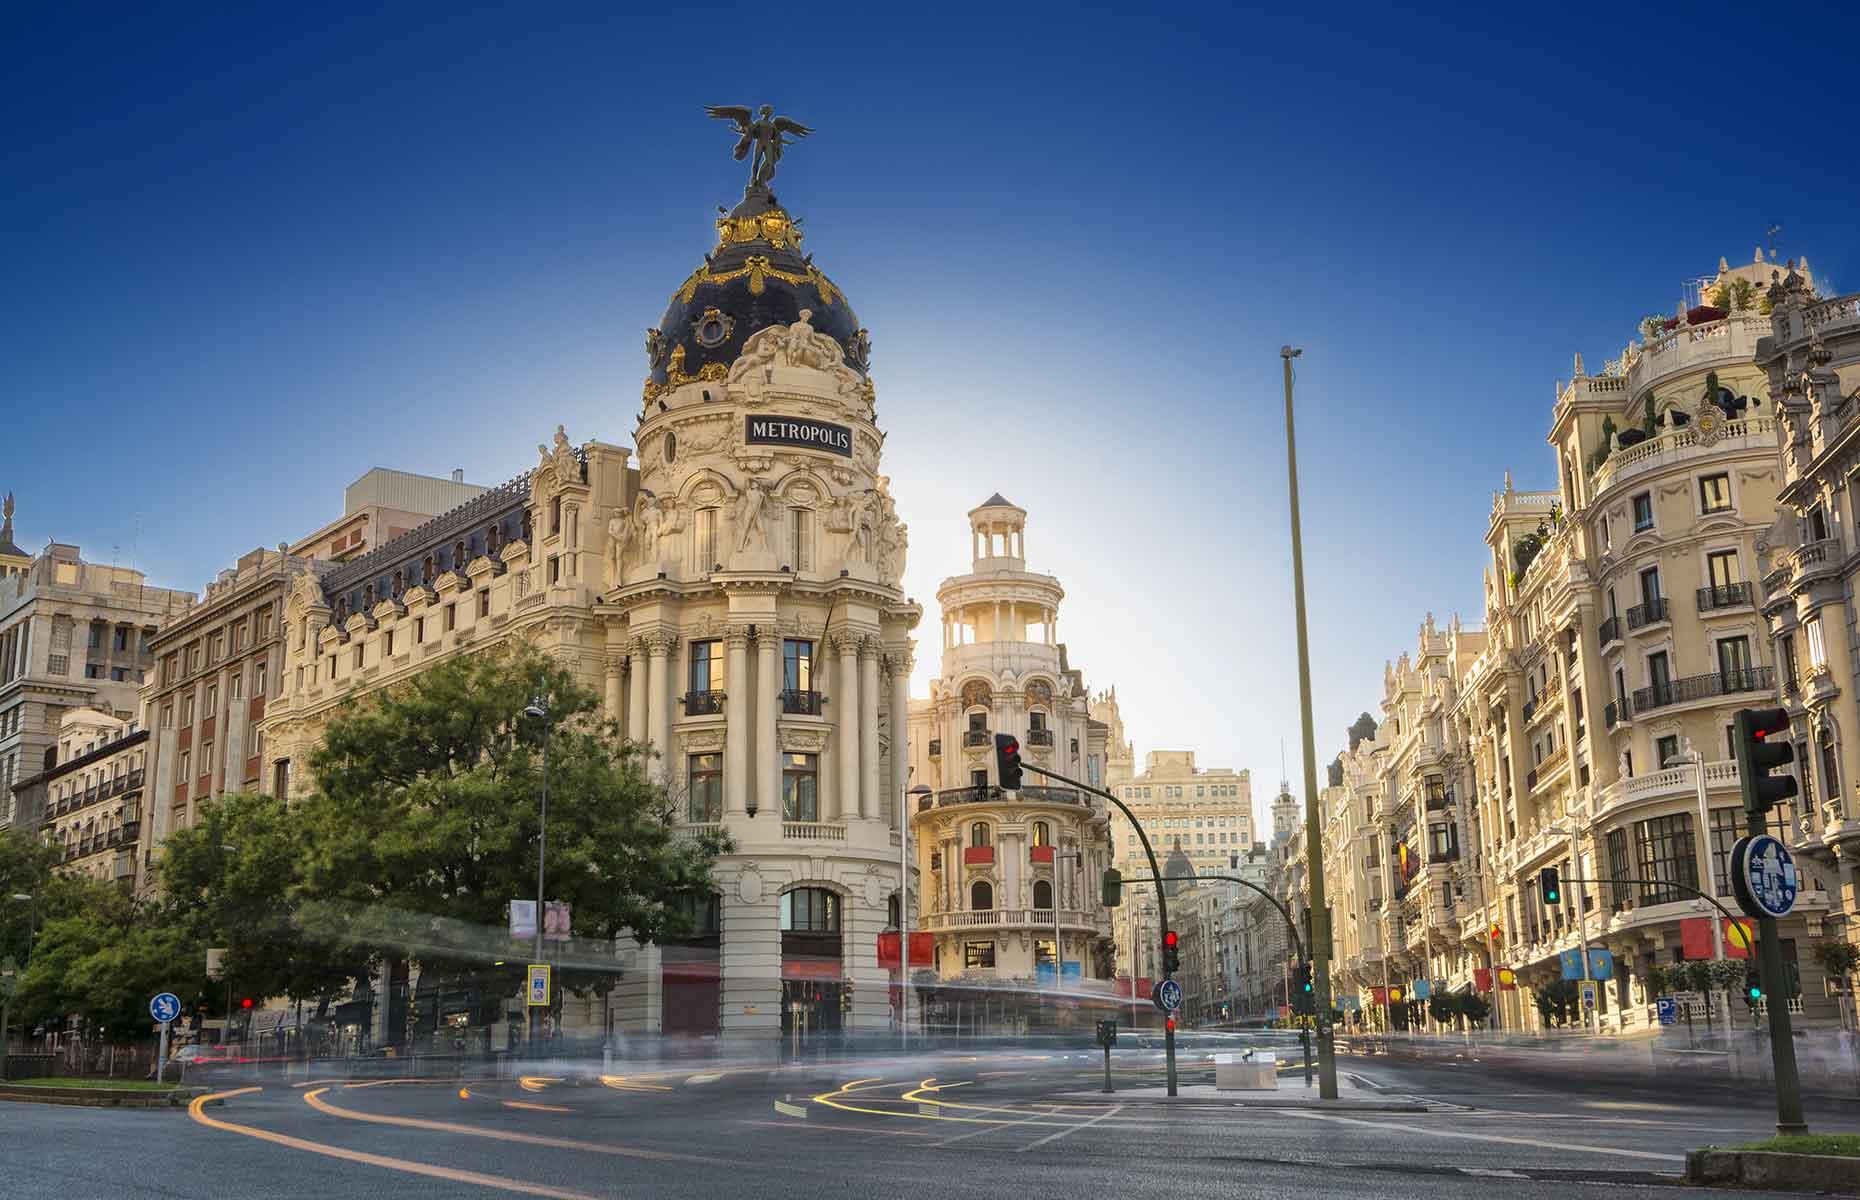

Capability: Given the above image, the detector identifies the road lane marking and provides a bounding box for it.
[188,1087,600,1200]
[774,1100,808,1118]
[1287,1110,1683,1162]
[503,1100,574,1113]
[740,1119,929,1137]
[685,1073,722,1084]
[1016,1103,1125,1151]
[303,1086,722,1163]
[929,1106,1053,1147]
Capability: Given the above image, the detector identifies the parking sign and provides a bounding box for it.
[526,964,551,1007]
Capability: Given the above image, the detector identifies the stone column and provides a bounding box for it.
[724,626,750,816]
[756,631,779,820]
[647,633,674,781]
[837,633,860,822]
[890,649,911,831]
[603,654,624,724]
[860,637,881,820]
[627,640,647,747]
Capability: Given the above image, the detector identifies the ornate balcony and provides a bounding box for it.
[783,821,846,841]
[1020,786,1083,806]
[1598,615,1621,648]
[779,689,825,716]
[1027,729,1054,747]
[928,739,942,757]
[1625,596,1669,630]
[1696,582,1753,612]
[682,689,726,717]
[1631,667,1773,714]
[962,729,991,748]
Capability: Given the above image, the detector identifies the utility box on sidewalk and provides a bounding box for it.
[1214,1050,1278,1091]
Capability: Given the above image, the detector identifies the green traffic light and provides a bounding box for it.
[1749,986,1762,999]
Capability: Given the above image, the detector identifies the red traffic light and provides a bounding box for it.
[241,998,253,1009]
[1164,929,1179,948]
[1165,1017,1176,1032]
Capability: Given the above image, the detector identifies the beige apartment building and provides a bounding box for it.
[1,516,194,829]
[34,707,149,888]
[905,497,1114,989]
[1317,254,1848,1033]
[289,467,488,565]
[1756,266,1860,922]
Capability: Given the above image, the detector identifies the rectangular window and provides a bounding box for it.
[1718,636,1753,684]
[1634,812,1699,906]
[415,617,425,643]
[1808,506,1829,541]
[548,555,560,584]
[964,941,996,969]
[444,603,456,632]
[789,508,812,572]
[1656,734,1680,769]
[354,645,364,670]
[697,508,718,568]
[1806,617,1827,669]
[113,627,129,651]
[1781,633,1798,691]
[1632,492,1654,532]
[1639,566,1661,606]
[1708,807,1743,897]
[229,673,242,700]
[385,630,395,657]
[1699,473,1732,513]
[1707,549,1740,589]
[782,639,813,692]
[205,683,218,712]
[180,693,194,725]
[781,753,819,821]
[687,753,722,822]
[689,639,724,693]
[477,590,490,619]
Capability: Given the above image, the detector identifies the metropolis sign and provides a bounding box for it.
[744,415,853,457]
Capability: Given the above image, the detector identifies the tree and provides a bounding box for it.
[1428,990,1459,1028]
[1533,978,1580,1027]
[295,643,727,999]
[157,791,371,1018]
[13,884,212,1044]
[1460,993,1491,1025]
[1810,941,1858,990]
[0,827,91,967]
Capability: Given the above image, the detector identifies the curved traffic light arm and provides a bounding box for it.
[1558,876,1747,937]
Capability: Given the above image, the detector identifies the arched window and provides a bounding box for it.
[970,880,993,911]
[1032,879,1053,910]
[362,583,375,608]
[391,570,403,597]
[487,523,502,553]
[780,887,840,933]
[970,822,991,848]
[550,495,563,535]
[453,540,467,571]
[1031,821,1050,847]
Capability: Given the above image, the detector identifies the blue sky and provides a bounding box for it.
[5,3,1857,831]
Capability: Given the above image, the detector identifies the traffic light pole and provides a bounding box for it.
[1017,760,1177,1095]
[1282,346,1338,1101]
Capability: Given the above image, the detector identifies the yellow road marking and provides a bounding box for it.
[188,1087,600,1200]
[303,1086,721,1163]
[598,1074,672,1092]
[517,1076,561,1093]
[503,1100,574,1113]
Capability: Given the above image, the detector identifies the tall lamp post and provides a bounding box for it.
[4,893,34,1079]
[1280,345,1338,1099]
[901,781,931,1050]
[217,846,238,1048]
[523,695,551,1054]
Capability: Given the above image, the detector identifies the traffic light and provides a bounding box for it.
[1101,867,1122,908]
[1733,707,1797,817]
[1165,1016,1176,1032]
[241,997,253,1010]
[1539,867,1561,906]
[1745,969,1763,1006]
[1162,929,1180,976]
[1292,962,1314,1014]
[994,733,1023,790]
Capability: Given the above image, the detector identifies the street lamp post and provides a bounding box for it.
[3,893,33,1079]
[1280,346,1338,1099]
[901,781,931,1051]
[217,846,238,1049]
[525,695,550,1055]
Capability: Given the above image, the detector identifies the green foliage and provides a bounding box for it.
[295,643,727,996]
[1810,940,1860,982]
[13,885,210,1042]
[1,828,80,966]
[1709,278,1759,312]
[1533,978,1581,1027]
[1512,531,1544,575]
[1587,416,1617,473]
[1460,992,1491,1024]
[1737,1133,1860,1158]
[1427,988,1457,1026]
[1640,314,1668,341]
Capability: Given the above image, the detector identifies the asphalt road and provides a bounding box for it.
[7,1042,1859,1199]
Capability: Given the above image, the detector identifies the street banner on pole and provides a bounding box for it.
[1473,967,1492,992]
[510,900,538,942]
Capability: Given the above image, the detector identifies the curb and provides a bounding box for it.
[1686,1149,1860,1192]
[0,1085,210,1109]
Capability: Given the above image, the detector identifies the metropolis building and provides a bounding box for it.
[260,143,921,1046]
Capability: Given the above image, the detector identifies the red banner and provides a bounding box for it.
[1136,977,1153,999]
[1473,968,1492,993]
[876,932,935,969]
[1370,986,1387,1006]
[1681,916,1754,960]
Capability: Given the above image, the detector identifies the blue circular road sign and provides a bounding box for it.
[1731,834,1798,920]
[1154,978,1183,1012]
[150,991,181,1025]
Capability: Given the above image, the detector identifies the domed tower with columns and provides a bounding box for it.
[600,127,922,1042]
[906,496,1115,992]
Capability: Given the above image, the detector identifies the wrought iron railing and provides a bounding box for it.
[1696,582,1752,612]
[1625,596,1669,630]
[1630,667,1773,713]
[682,689,726,716]
[779,689,825,715]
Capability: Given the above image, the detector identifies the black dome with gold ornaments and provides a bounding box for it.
[643,185,867,406]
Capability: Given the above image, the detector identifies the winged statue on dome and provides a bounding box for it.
[705,104,812,188]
